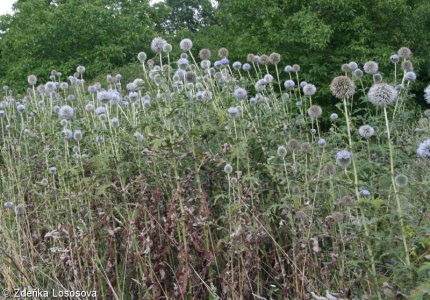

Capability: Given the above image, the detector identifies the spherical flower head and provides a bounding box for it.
[264,74,273,83]
[218,47,229,58]
[96,136,105,143]
[269,52,281,65]
[318,138,326,147]
[224,163,233,174]
[259,55,270,65]
[398,47,412,59]
[368,83,398,107]
[151,37,167,53]
[137,52,147,62]
[227,107,240,118]
[15,205,25,216]
[303,83,316,96]
[58,105,74,120]
[324,163,336,175]
[284,65,293,73]
[330,113,338,121]
[292,64,300,72]
[63,129,73,140]
[341,64,350,72]
[185,71,197,83]
[348,62,358,71]
[401,60,413,72]
[417,139,430,161]
[358,189,371,199]
[220,58,229,66]
[307,105,322,119]
[405,71,416,81]
[0,110,5,118]
[363,61,378,74]
[231,61,242,70]
[59,82,69,90]
[253,55,260,63]
[199,60,210,69]
[394,174,408,187]
[300,81,307,88]
[281,93,290,100]
[4,202,13,209]
[390,54,400,64]
[296,101,303,108]
[28,75,37,85]
[247,53,255,62]
[134,132,144,142]
[284,80,295,90]
[277,146,287,158]
[241,63,250,72]
[76,65,86,74]
[95,106,106,115]
[163,43,172,53]
[336,150,352,167]
[359,125,375,138]
[67,94,76,101]
[45,81,57,92]
[340,195,355,206]
[17,104,26,112]
[233,87,247,100]
[110,117,120,128]
[73,130,83,141]
[301,142,312,153]
[199,48,211,60]
[49,166,57,174]
[330,76,355,99]
[287,139,300,151]
[424,109,430,117]
[353,69,363,78]
[180,38,193,51]
[373,73,383,83]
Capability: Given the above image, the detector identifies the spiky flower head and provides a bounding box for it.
[353,69,363,78]
[185,71,196,83]
[368,83,398,107]
[58,105,74,120]
[73,130,83,141]
[163,43,172,53]
[224,163,233,174]
[179,38,193,51]
[288,139,300,151]
[303,83,316,96]
[234,87,247,100]
[63,129,73,140]
[199,48,211,60]
[259,55,270,65]
[363,61,378,74]
[318,138,326,147]
[242,63,251,72]
[301,142,312,153]
[401,60,413,72]
[330,76,355,99]
[330,113,338,120]
[28,75,37,85]
[373,73,383,83]
[292,64,300,72]
[277,146,287,158]
[137,52,147,62]
[394,174,408,187]
[253,56,260,63]
[76,65,86,74]
[269,52,281,65]
[232,61,242,70]
[284,65,293,73]
[17,104,26,112]
[110,117,120,128]
[348,62,358,71]
[255,79,266,91]
[405,71,416,81]
[358,125,375,138]
[358,189,371,199]
[417,139,430,161]
[340,195,355,206]
[218,47,229,58]
[227,107,240,118]
[220,58,229,66]
[284,80,295,90]
[335,150,352,167]
[398,47,412,59]
[307,105,322,119]
[4,202,13,209]
[151,37,167,53]
[341,64,350,72]
[390,54,400,64]
[246,53,255,62]
[424,109,430,117]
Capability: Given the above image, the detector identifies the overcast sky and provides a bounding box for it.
[0,0,15,15]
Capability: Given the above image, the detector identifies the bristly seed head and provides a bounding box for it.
[330,76,355,99]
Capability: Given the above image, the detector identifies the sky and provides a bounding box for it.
[0,0,15,15]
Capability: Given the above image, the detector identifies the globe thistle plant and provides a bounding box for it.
[394,174,409,187]
[398,47,412,59]
[151,37,167,53]
[303,84,316,96]
[218,47,229,58]
[58,105,74,120]
[390,54,400,64]
[417,139,430,161]
[277,146,287,158]
[330,76,355,99]
[335,150,352,167]
[368,83,398,107]
[227,107,240,118]
[358,125,375,138]
[233,87,247,100]
[307,105,322,119]
[199,48,211,60]
[363,61,378,74]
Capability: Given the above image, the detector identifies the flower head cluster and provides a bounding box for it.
[151,37,167,53]
[417,139,430,161]
[363,61,378,74]
[368,83,398,107]
[58,105,74,120]
[358,125,375,138]
[335,150,352,167]
[303,84,316,96]
[330,76,355,99]
[180,38,193,51]
[307,105,322,119]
